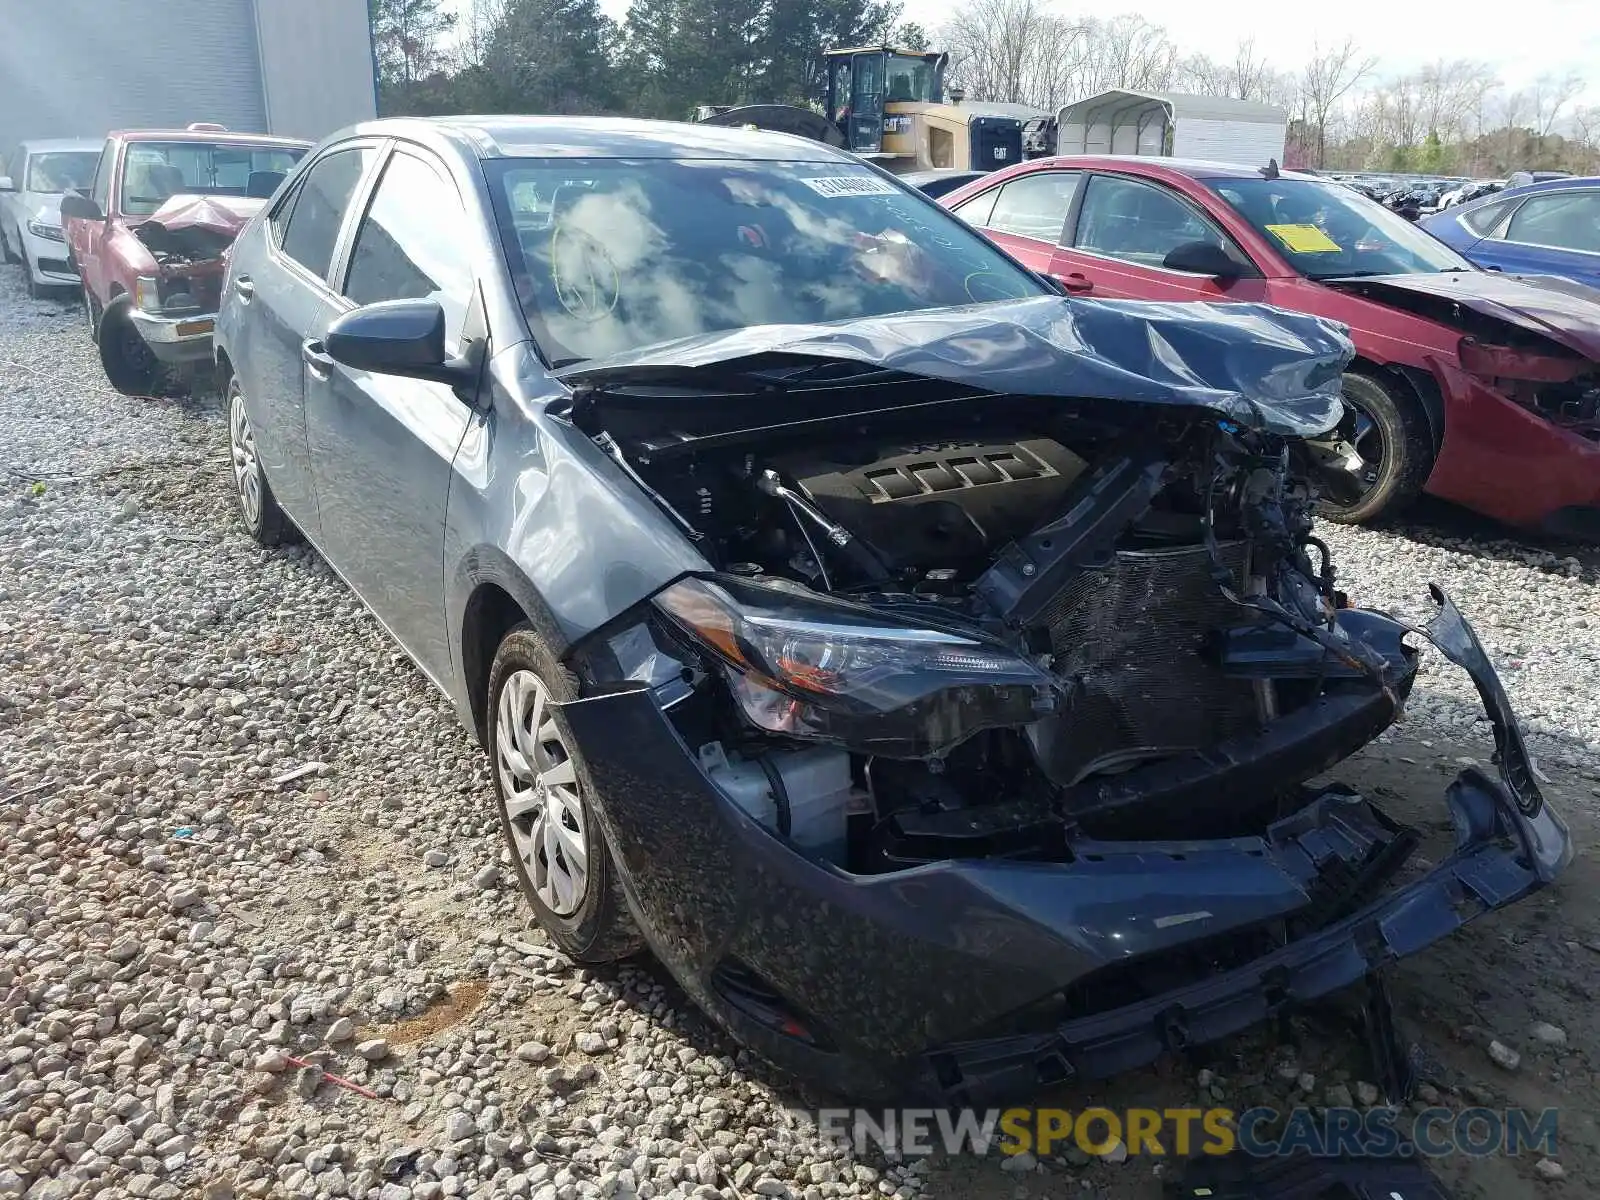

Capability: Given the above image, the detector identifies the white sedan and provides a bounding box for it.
[0,138,101,298]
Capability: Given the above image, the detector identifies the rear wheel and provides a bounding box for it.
[1317,371,1435,525]
[227,377,293,547]
[488,623,642,964]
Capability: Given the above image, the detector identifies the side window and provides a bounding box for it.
[1075,174,1236,269]
[278,147,375,281]
[268,179,301,247]
[1504,192,1600,253]
[90,142,113,210]
[985,172,1081,243]
[343,151,475,349]
[1460,196,1514,237]
[950,188,999,228]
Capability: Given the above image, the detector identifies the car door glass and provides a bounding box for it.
[1076,175,1234,269]
[90,142,113,211]
[1504,192,1600,253]
[269,178,302,247]
[984,172,1080,243]
[279,147,374,282]
[343,151,474,350]
[950,188,999,228]
[1461,196,1514,237]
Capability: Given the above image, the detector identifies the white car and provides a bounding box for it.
[0,138,102,298]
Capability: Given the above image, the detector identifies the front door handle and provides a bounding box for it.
[1054,272,1094,293]
[301,338,334,380]
[232,275,255,302]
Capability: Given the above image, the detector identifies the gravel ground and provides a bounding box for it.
[3,264,1599,1200]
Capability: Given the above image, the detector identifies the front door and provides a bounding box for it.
[1052,173,1270,304]
[848,52,885,156]
[303,146,480,686]
[947,169,1083,278]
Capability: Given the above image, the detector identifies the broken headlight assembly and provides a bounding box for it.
[653,576,1057,758]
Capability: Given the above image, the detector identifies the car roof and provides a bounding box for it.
[110,129,311,148]
[1494,175,1600,200]
[1020,154,1322,182]
[333,115,856,164]
[18,138,102,154]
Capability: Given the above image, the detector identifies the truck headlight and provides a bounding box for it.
[654,575,1057,758]
[134,276,163,313]
[26,220,64,243]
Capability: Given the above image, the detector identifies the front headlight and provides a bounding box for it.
[654,576,1057,758]
[134,276,162,313]
[26,220,64,243]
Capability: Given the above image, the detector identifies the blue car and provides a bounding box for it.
[1423,176,1600,287]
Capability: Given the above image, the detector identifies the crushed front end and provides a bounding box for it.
[127,195,264,366]
[550,301,1573,1102]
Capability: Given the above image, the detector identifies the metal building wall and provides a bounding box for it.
[0,0,268,154]
[253,0,379,143]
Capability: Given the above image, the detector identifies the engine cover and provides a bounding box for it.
[774,437,1088,575]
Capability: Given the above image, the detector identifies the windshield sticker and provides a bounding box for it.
[802,175,902,198]
[1265,223,1343,254]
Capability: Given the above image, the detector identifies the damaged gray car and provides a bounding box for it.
[215,116,1571,1103]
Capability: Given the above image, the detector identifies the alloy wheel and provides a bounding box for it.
[1343,395,1385,498]
[228,390,262,529]
[495,668,589,916]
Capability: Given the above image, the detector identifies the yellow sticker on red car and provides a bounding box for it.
[1264,223,1342,253]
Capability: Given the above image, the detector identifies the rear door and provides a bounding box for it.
[947,169,1083,278]
[1051,172,1268,303]
[1464,189,1600,288]
[302,144,481,685]
[241,141,382,540]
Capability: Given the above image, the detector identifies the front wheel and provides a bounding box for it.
[488,624,642,964]
[1,226,18,265]
[1317,371,1436,525]
[99,304,168,396]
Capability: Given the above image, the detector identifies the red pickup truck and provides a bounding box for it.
[62,125,309,395]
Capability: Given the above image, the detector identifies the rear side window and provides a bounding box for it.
[987,172,1081,243]
[949,188,999,228]
[343,151,475,349]
[278,147,374,282]
[1504,191,1600,253]
[1460,196,1513,236]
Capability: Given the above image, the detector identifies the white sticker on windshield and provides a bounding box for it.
[801,175,901,198]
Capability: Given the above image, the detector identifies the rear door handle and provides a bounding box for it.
[232,275,255,302]
[301,338,334,380]
[1054,272,1094,293]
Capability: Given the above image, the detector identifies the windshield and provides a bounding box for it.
[487,158,1045,365]
[886,54,938,102]
[119,141,308,215]
[25,151,98,194]
[1210,177,1474,278]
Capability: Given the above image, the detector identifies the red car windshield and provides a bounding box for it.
[120,141,307,216]
[1209,177,1475,279]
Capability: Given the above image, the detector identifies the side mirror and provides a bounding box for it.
[1162,240,1244,280]
[59,192,104,221]
[325,298,476,387]
[0,177,14,193]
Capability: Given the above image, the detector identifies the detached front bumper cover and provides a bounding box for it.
[555,588,1571,1103]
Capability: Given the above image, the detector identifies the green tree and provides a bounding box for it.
[1417,129,1446,173]
[623,0,769,118]
[895,21,930,51]
[760,0,903,108]
[478,0,621,114]
[369,0,457,112]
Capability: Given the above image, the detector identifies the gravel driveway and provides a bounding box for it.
[3,266,1599,1200]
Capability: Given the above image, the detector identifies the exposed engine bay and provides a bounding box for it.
[571,378,1421,888]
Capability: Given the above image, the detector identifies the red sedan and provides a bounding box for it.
[941,156,1600,537]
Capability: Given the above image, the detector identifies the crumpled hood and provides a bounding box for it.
[1326,271,1600,360]
[138,193,265,239]
[556,296,1355,438]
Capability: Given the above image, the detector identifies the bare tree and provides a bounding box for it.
[1300,37,1376,166]
[1530,70,1584,137]
[457,0,509,72]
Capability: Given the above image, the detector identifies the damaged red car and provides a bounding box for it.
[943,157,1600,538]
[60,125,309,395]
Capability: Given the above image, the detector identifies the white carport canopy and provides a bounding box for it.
[1055,90,1286,157]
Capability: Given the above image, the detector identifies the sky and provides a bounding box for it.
[581,0,1600,100]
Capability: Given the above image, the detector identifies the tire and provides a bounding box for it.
[99,302,168,396]
[2,225,18,265]
[487,623,643,964]
[1317,371,1435,525]
[226,376,294,547]
[82,286,101,344]
[25,262,45,300]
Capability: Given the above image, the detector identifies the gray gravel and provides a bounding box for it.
[3,262,1599,1200]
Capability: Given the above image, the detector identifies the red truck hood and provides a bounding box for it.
[1326,271,1600,361]
[133,194,266,261]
